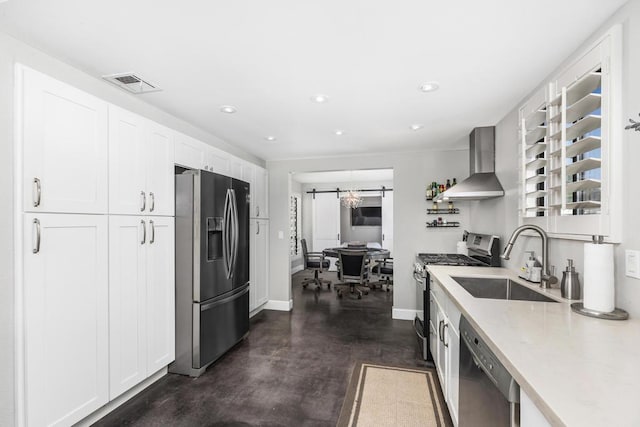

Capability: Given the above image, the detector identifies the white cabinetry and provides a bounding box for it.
[206,147,231,175]
[252,167,269,219]
[250,219,269,312]
[429,277,460,426]
[109,216,175,399]
[109,106,174,216]
[20,66,108,214]
[23,213,109,427]
[174,132,205,170]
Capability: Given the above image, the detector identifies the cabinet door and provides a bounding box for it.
[255,220,269,307]
[446,325,460,426]
[23,213,108,427]
[146,122,175,216]
[108,216,147,399]
[146,217,176,373]
[249,219,269,311]
[207,147,230,175]
[435,305,448,397]
[230,158,243,180]
[108,106,146,215]
[381,191,393,256]
[21,66,108,214]
[253,167,269,218]
[174,132,204,170]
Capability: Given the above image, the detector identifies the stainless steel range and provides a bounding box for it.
[413,232,500,362]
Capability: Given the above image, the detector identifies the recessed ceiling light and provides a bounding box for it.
[335,129,345,136]
[264,136,277,142]
[419,82,440,92]
[311,94,329,103]
[411,124,424,131]
[220,105,237,114]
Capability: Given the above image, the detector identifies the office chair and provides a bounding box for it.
[372,258,393,292]
[335,249,369,299]
[300,239,331,290]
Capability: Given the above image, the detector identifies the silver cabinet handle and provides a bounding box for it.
[140,191,146,212]
[33,178,41,207]
[256,206,260,217]
[149,220,155,244]
[443,323,449,348]
[438,320,444,343]
[140,219,146,245]
[149,192,155,212]
[32,218,41,254]
[256,221,260,235]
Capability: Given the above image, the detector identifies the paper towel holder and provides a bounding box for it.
[570,303,629,320]
[572,234,629,320]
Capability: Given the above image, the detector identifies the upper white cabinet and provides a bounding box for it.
[206,147,231,176]
[109,106,174,216]
[109,215,175,399]
[23,213,109,427]
[20,66,108,214]
[252,167,269,219]
[174,132,205,170]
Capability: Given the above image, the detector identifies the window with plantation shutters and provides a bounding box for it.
[518,26,622,241]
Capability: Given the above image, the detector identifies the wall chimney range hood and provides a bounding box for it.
[435,126,504,201]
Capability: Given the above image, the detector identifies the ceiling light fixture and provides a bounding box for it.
[419,82,440,92]
[411,124,424,131]
[335,129,345,136]
[220,105,237,114]
[311,94,329,103]
[340,171,362,209]
[264,136,277,142]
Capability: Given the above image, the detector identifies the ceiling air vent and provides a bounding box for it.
[102,72,162,94]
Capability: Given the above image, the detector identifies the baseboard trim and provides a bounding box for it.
[264,299,293,311]
[392,308,418,321]
[76,367,168,426]
[290,265,304,274]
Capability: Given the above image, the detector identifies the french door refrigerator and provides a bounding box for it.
[170,169,250,377]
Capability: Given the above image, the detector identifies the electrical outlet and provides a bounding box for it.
[278,230,284,239]
[625,250,640,279]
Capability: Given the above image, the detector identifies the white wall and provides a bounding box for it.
[0,31,265,426]
[268,148,470,314]
[469,0,640,317]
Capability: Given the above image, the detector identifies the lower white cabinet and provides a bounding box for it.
[250,219,269,311]
[109,216,175,400]
[23,213,109,427]
[429,278,460,426]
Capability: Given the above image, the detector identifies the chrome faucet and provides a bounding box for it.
[501,224,558,289]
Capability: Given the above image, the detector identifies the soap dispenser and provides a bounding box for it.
[520,251,540,282]
[561,259,581,300]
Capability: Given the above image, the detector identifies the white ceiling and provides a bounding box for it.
[0,0,626,161]
[293,169,393,184]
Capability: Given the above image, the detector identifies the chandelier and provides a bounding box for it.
[341,189,362,208]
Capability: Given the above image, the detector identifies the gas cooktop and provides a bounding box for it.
[417,253,488,266]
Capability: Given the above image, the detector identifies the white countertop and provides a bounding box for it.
[426,265,640,427]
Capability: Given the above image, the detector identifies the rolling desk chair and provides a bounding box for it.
[372,258,393,292]
[335,249,369,299]
[300,239,331,290]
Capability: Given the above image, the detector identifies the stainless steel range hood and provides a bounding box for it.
[435,126,504,201]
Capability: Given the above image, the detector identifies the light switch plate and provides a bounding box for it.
[625,250,640,279]
[277,230,284,239]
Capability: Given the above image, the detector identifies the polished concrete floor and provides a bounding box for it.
[94,271,433,426]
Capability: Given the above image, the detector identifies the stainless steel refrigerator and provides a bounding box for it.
[170,169,250,377]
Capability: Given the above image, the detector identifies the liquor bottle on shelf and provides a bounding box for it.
[452,178,457,186]
[448,201,454,211]
[446,179,451,189]
[426,186,432,199]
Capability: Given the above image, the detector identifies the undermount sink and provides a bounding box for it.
[451,276,558,303]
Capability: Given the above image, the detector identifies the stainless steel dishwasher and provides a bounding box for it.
[459,316,520,426]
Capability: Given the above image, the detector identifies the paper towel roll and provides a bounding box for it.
[457,241,468,256]
[583,241,615,312]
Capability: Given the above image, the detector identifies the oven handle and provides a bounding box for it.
[413,317,426,340]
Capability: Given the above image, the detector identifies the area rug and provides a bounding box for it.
[337,362,452,427]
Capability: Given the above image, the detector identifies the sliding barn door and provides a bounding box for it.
[312,193,340,264]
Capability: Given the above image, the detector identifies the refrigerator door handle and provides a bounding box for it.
[222,189,231,279]
[229,189,239,276]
